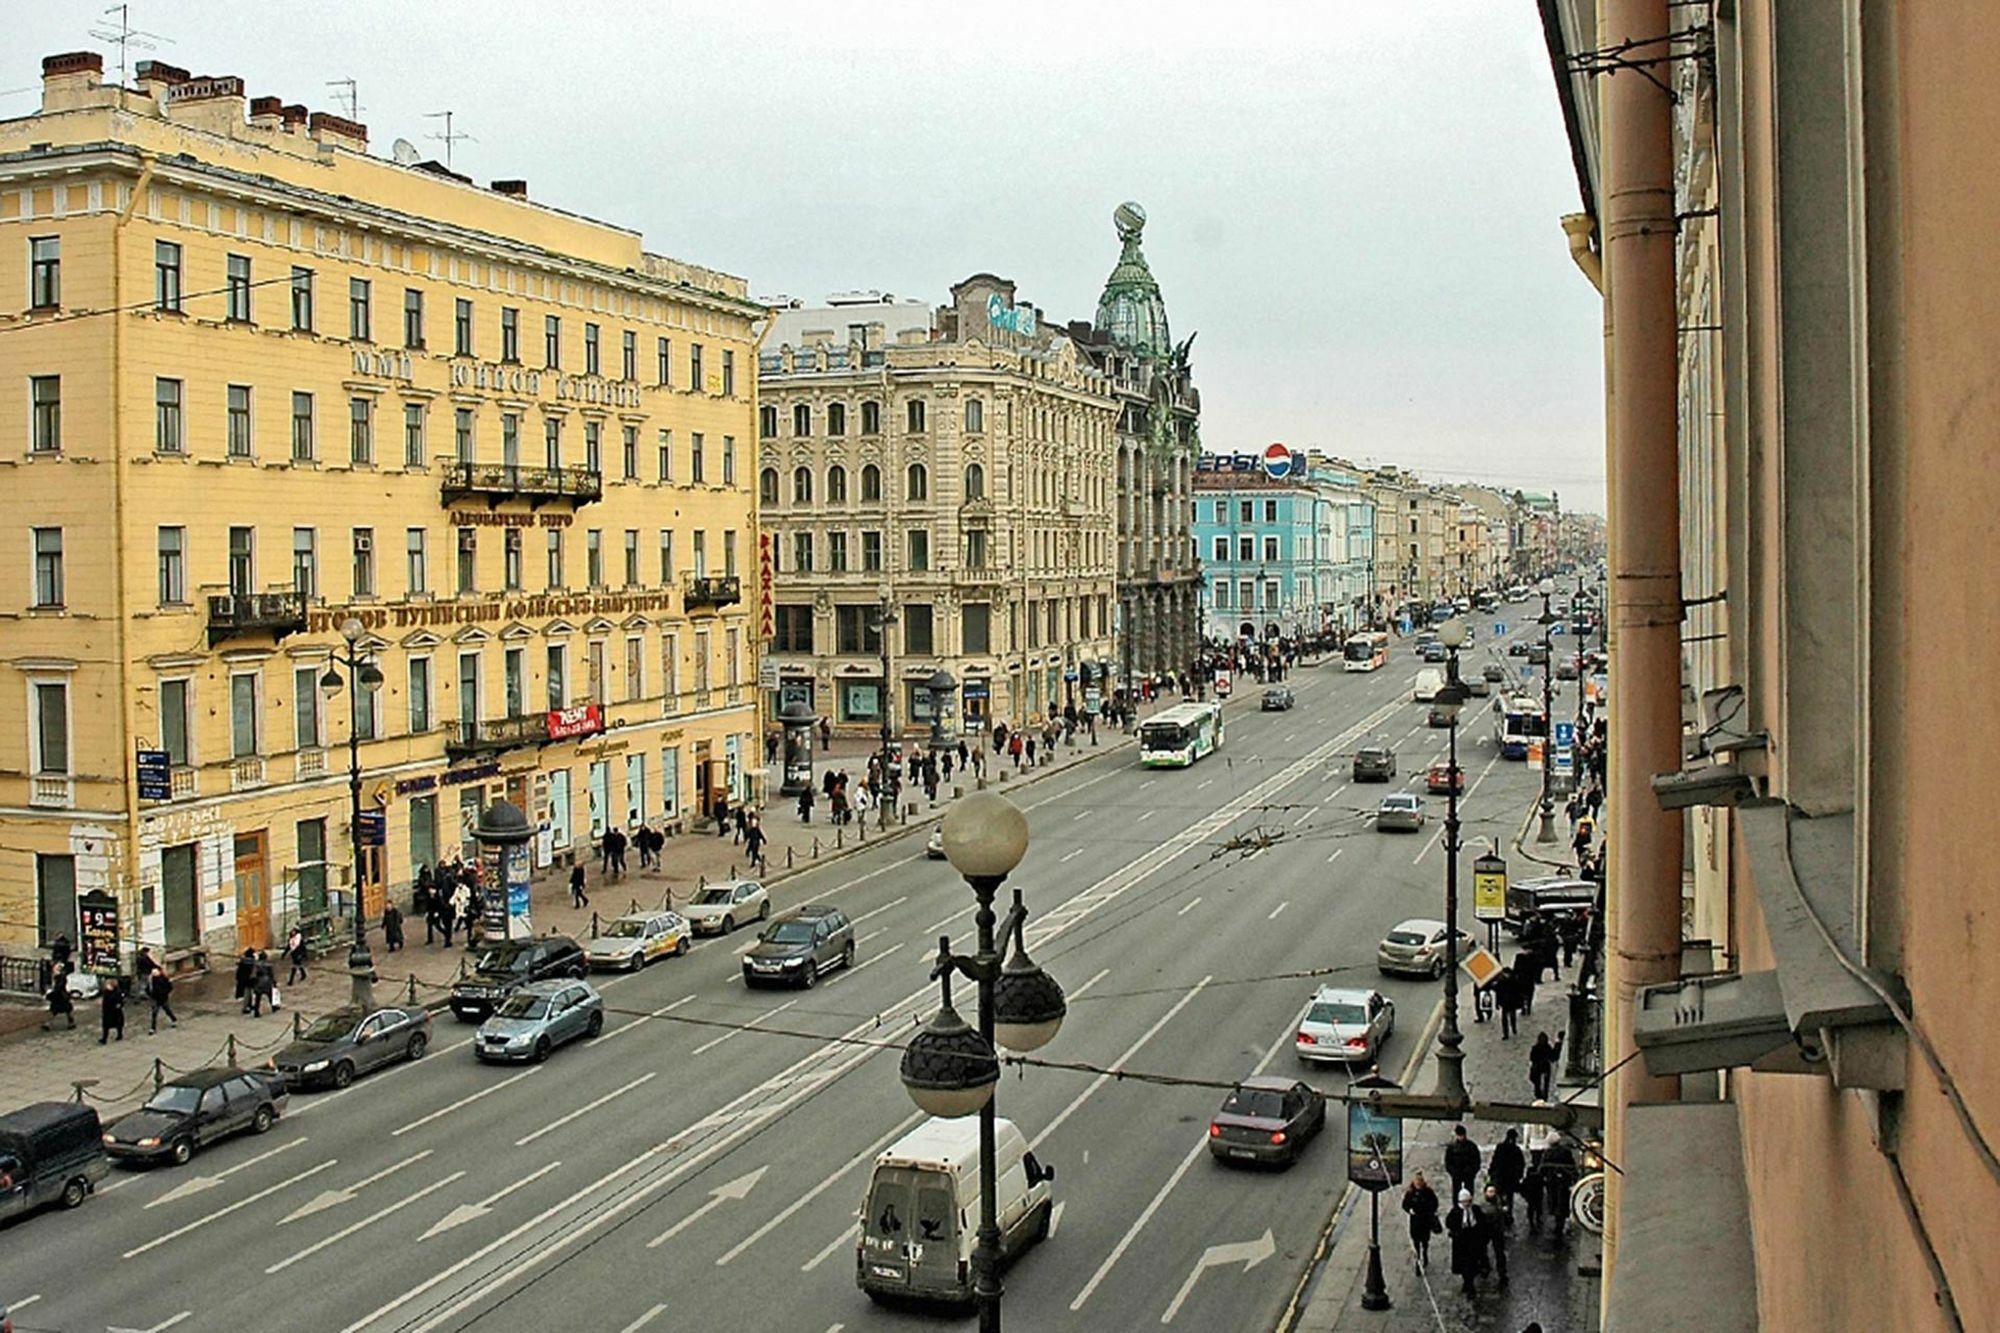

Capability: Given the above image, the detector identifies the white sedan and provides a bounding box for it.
[680,880,770,936]
[584,911,692,970]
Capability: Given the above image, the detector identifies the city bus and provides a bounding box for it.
[1138,701,1225,768]
[1343,631,1390,673]
[1496,696,1548,760]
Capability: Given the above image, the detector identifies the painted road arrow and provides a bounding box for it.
[1161,1228,1276,1323]
[644,1166,769,1248]
[145,1138,306,1209]
[280,1149,431,1225]
[421,1161,562,1241]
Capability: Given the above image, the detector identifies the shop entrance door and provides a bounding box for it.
[234,831,270,951]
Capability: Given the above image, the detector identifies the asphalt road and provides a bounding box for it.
[0,615,1585,1333]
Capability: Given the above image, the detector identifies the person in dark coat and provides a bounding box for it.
[1480,1184,1510,1288]
[797,785,815,823]
[381,901,404,952]
[1529,1031,1564,1101]
[147,968,178,1032]
[1445,1188,1486,1296]
[1443,1123,1483,1200]
[1492,965,1522,1038]
[98,978,126,1043]
[414,866,436,944]
[1488,1128,1527,1219]
[569,863,590,909]
[713,793,730,837]
[1511,950,1539,1014]
[235,947,257,1009]
[744,816,768,873]
[248,951,275,1016]
[1541,1140,1579,1238]
[285,925,309,986]
[133,946,158,993]
[44,963,75,1030]
[1400,1171,1441,1269]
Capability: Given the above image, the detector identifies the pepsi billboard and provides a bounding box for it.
[1196,447,1309,480]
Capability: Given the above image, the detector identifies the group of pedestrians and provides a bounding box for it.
[1404,1120,1583,1300]
[413,860,481,947]
[232,945,281,1017]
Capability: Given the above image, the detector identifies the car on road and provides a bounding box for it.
[1378,917,1478,978]
[743,904,856,988]
[1260,685,1295,711]
[585,911,692,970]
[1294,987,1395,1066]
[1426,760,1465,794]
[1352,740,1397,782]
[1556,655,1582,681]
[1482,663,1508,682]
[103,1068,287,1166]
[682,879,770,936]
[1413,668,1446,702]
[273,1004,434,1088]
[1375,792,1426,831]
[1420,641,1450,664]
[474,979,604,1063]
[1508,641,1531,658]
[0,1102,108,1224]
[1528,643,1551,666]
[448,936,588,1021]
[1208,1077,1326,1167]
[1466,674,1491,698]
[926,827,946,859]
[1504,876,1598,932]
[1426,702,1459,727]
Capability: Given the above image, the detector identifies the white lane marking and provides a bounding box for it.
[1025,766,1121,811]
[1196,778,1214,790]
[619,1306,669,1333]
[855,927,887,946]
[1136,810,1156,823]
[422,1161,563,1240]
[1049,1201,1067,1237]
[1268,901,1289,921]
[826,942,904,985]
[4,1296,38,1314]
[1285,732,1296,742]
[1176,897,1201,917]
[516,1072,659,1147]
[1327,847,1345,864]
[123,1159,338,1258]
[1161,1230,1277,1324]
[597,994,697,1045]
[716,1112,924,1266]
[802,1218,855,1271]
[644,1165,769,1248]
[1291,807,1312,827]
[107,1313,189,1333]
[823,854,924,896]
[393,1068,542,1137]
[692,998,800,1056]
[924,905,975,935]
[265,1171,466,1273]
[282,1150,433,1225]
[1072,810,1092,822]
[1326,784,1348,803]
[145,1137,307,1208]
[285,1033,478,1120]
[846,895,909,928]
[1030,978,1207,1153]
[1060,848,1085,863]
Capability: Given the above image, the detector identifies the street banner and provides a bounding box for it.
[1346,1074,1404,1191]
[1527,739,1544,771]
[546,702,604,741]
[78,890,120,976]
[1473,858,1507,922]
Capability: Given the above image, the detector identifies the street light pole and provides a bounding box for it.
[319,617,382,1010]
[1431,619,1470,1107]
[872,600,898,829]
[1535,577,1558,844]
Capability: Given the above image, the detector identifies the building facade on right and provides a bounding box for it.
[1542,3,1999,1329]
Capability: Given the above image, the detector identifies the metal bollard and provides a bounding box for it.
[835,827,844,849]
[407,974,419,1005]
[698,873,707,890]
[153,1058,165,1092]
[227,1033,239,1067]
[788,846,797,868]
[730,864,737,879]
[294,1011,304,1039]
[72,1079,96,1104]
[812,837,821,858]
[591,911,600,938]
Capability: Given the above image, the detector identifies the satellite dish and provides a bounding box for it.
[391,138,421,166]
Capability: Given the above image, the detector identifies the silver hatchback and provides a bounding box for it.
[1377,917,1477,979]
[474,979,604,1063]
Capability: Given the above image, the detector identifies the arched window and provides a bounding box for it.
[826,465,848,503]
[860,463,883,502]
[792,403,812,437]
[861,400,881,434]
[827,402,847,436]
[792,465,814,504]
[906,462,929,502]
[964,462,985,501]
[759,467,779,506]
[758,405,777,439]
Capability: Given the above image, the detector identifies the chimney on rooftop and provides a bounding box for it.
[248,95,283,132]
[40,51,103,112]
[308,110,368,153]
[490,180,528,199]
[134,59,189,100]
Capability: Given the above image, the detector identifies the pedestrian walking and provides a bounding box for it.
[1493,966,1521,1038]
[744,817,767,873]
[44,963,75,1030]
[415,866,436,945]
[457,882,478,944]
[957,739,969,768]
[1541,1139,1579,1238]
[1446,1189,1486,1296]
[607,826,630,878]
[382,901,404,952]
[286,925,309,985]
[1481,1185,1511,1288]
[714,793,731,837]
[133,946,158,994]
[570,863,590,909]
[818,716,832,750]
[1024,736,1037,767]
[1008,734,1023,768]
[1511,950,1539,1014]
[98,978,126,1043]
[1401,1171,1441,1270]
[436,888,457,948]
[764,730,780,765]
[1489,1128,1526,1219]
[1529,1030,1564,1101]
[1443,1123,1483,1200]
[235,947,257,1010]
[798,785,815,823]
[250,951,276,1016]
[146,968,178,1033]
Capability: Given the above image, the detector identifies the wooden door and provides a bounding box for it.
[234,831,270,951]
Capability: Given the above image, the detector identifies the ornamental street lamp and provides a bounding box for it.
[1429,618,1471,1107]
[1535,577,1559,844]
[318,616,384,1010]
[900,792,1066,1333]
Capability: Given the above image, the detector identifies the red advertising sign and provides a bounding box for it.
[546,703,604,741]
[758,531,776,640]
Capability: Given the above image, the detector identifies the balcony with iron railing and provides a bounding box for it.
[445,713,552,760]
[206,589,309,647]
[684,575,742,611]
[439,461,603,509]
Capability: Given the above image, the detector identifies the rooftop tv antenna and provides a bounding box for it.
[87,4,173,90]
[326,78,361,122]
[424,110,474,170]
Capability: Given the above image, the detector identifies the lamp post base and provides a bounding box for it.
[1536,802,1559,844]
[347,942,376,1010]
[1360,1191,1393,1310]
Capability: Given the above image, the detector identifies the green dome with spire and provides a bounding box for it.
[1094,201,1172,360]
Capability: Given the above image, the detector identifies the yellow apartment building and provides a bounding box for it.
[0,52,763,971]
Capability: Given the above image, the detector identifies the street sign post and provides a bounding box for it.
[1347,1070,1403,1311]
[1553,720,1576,749]
[1473,849,1508,950]
[136,749,172,802]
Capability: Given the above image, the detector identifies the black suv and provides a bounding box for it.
[449,936,587,1020]
[1352,741,1397,782]
[741,904,855,989]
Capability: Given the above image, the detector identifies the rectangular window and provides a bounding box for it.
[907,529,930,571]
[622,329,637,381]
[828,530,849,572]
[547,528,564,587]
[689,342,703,391]
[291,391,315,461]
[1263,536,1279,562]
[30,375,60,453]
[33,682,69,774]
[457,527,477,594]
[904,604,934,656]
[230,673,260,758]
[155,239,183,311]
[503,528,522,590]
[656,429,673,481]
[773,605,814,653]
[454,298,473,356]
[290,267,314,331]
[157,526,186,604]
[545,417,562,469]
[657,529,674,583]
[624,636,645,702]
[296,818,328,912]
[827,402,847,436]
[226,253,251,321]
[689,433,705,484]
[352,527,375,597]
[862,530,883,573]
[835,606,882,655]
[161,678,191,766]
[622,425,638,480]
[31,527,63,607]
[404,402,426,468]
[349,396,373,464]
[721,349,736,396]
[657,336,671,386]
[662,633,680,709]
[966,530,988,570]
[354,669,378,741]
[1238,536,1254,561]
[584,322,601,376]
[502,413,521,469]
[966,399,984,433]
[792,531,814,573]
[228,384,253,457]
[293,665,320,752]
[154,378,184,454]
[545,314,561,368]
[623,529,640,586]
[1238,579,1254,609]
[1213,536,1228,562]
[1239,501,1253,523]
[585,420,602,475]
[963,603,991,654]
[349,277,372,341]
[500,306,520,362]
[30,236,60,309]
[1214,578,1230,609]
[408,657,432,733]
[586,529,604,587]
[504,648,525,717]
[692,531,707,578]
[588,640,607,704]
[226,527,252,598]
[722,435,736,487]
[406,528,428,594]
[293,528,317,598]
[457,652,481,728]
[403,287,425,348]
[862,400,881,434]
[455,408,475,464]
[724,530,738,577]
[546,645,567,710]
[1264,500,1278,522]
[906,399,926,432]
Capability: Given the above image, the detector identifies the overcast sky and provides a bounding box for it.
[13,0,1607,513]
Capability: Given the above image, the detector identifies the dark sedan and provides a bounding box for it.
[1207,1076,1326,1168]
[103,1068,286,1166]
[272,1005,433,1090]
[1260,686,1295,712]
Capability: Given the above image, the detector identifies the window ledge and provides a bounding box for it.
[1606,1101,1758,1333]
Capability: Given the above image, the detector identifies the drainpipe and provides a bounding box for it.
[113,161,155,962]
[1598,0,1682,1288]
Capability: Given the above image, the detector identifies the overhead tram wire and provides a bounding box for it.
[0,270,304,336]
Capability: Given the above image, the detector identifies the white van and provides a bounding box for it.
[1413,668,1446,702]
[855,1116,1055,1305]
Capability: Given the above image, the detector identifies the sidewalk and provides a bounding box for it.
[0,710,1146,1118]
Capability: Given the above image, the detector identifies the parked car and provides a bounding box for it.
[1260,686,1295,711]
[1426,760,1465,795]
[474,979,604,1063]
[1377,917,1478,978]
[1208,1077,1326,1168]
[742,904,856,988]
[585,911,692,971]
[1294,987,1395,1066]
[273,1005,434,1087]
[103,1068,286,1166]
[1352,741,1397,782]
[0,1102,108,1222]
[448,937,587,1021]
[682,879,771,936]
[1482,663,1507,682]
[926,827,946,860]
[1375,792,1426,831]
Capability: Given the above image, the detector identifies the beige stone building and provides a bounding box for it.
[0,52,761,969]
[756,278,1117,738]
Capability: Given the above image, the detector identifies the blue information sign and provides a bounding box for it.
[1553,721,1576,748]
[136,749,172,801]
[355,811,387,846]
[1494,622,1507,635]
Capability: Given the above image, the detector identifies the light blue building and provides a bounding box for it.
[1192,469,1322,640]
